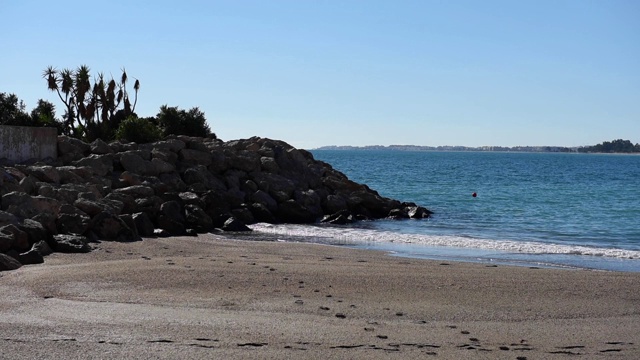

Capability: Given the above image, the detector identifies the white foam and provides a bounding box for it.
[249,223,640,260]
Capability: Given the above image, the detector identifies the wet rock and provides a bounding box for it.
[221,217,252,232]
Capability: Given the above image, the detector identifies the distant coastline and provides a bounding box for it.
[312,139,640,154]
[312,145,578,153]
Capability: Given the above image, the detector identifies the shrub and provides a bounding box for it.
[156,105,213,137]
[115,116,162,143]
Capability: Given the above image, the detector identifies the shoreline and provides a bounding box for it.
[1,234,639,359]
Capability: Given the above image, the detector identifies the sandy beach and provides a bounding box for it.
[1,234,639,359]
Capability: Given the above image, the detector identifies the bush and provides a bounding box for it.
[115,116,162,143]
[156,105,213,137]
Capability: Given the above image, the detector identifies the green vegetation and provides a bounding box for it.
[578,139,640,153]
[0,65,215,143]
[114,116,162,143]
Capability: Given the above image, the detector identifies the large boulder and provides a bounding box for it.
[221,217,252,232]
[179,149,212,166]
[73,154,114,176]
[276,199,318,224]
[90,138,113,154]
[15,248,44,265]
[18,219,49,247]
[132,212,155,237]
[0,224,29,252]
[184,204,213,232]
[119,152,155,176]
[50,234,91,253]
[0,210,19,228]
[0,253,22,271]
[25,165,61,184]
[56,213,91,235]
[157,201,185,235]
[90,212,137,242]
[0,232,14,253]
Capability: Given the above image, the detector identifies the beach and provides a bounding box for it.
[1,234,639,359]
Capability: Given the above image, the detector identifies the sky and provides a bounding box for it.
[1,0,638,149]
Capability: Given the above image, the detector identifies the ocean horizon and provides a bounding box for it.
[241,150,640,272]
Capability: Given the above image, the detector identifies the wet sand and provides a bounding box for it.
[1,234,639,359]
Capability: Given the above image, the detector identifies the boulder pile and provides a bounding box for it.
[0,135,431,271]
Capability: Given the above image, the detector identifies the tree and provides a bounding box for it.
[0,92,31,126]
[30,99,62,129]
[42,65,140,140]
[156,105,213,137]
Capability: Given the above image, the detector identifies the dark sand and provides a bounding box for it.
[1,234,639,359]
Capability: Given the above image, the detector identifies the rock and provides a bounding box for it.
[276,199,318,224]
[73,154,114,176]
[18,219,49,247]
[221,217,252,232]
[231,206,255,224]
[158,172,187,192]
[119,152,156,176]
[50,234,91,253]
[323,194,348,214]
[56,212,91,235]
[260,156,279,172]
[74,198,107,217]
[19,175,39,194]
[407,205,433,219]
[157,201,185,235]
[0,232,14,252]
[133,212,155,237]
[32,212,58,235]
[118,214,140,241]
[151,139,186,153]
[90,138,113,154]
[113,185,154,198]
[25,165,60,184]
[32,240,53,256]
[90,212,137,242]
[178,192,206,208]
[179,149,212,166]
[105,192,137,214]
[153,228,171,237]
[151,158,175,174]
[184,204,213,232]
[15,248,44,265]
[251,190,278,212]
[321,210,355,225]
[0,210,19,227]
[249,203,277,223]
[1,224,29,252]
[0,253,22,271]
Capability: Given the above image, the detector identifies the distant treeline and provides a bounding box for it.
[577,139,640,153]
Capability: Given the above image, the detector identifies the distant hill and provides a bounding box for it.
[313,139,640,154]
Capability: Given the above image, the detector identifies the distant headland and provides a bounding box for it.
[313,139,640,154]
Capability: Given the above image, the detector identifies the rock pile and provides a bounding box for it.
[0,135,431,271]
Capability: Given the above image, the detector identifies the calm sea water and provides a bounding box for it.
[249,151,640,272]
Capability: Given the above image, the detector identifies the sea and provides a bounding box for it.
[246,150,640,272]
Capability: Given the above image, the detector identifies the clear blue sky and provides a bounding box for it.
[1,0,638,149]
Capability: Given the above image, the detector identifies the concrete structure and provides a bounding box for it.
[0,125,57,163]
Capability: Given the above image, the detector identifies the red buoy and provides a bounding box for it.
[472,192,477,197]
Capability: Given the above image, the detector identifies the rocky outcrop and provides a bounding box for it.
[0,135,432,271]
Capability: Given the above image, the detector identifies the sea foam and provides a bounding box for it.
[249,223,640,260]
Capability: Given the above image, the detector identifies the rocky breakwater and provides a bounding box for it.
[0,135,431,271]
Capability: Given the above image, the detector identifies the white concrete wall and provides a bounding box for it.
[0,125,58,163]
